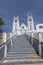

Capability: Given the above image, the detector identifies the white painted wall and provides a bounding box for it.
[36,24,43,32]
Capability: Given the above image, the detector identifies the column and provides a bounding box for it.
[3,33,7,58]
[10,33,13,46]
[39,33,42,57]
[31,32,34,45]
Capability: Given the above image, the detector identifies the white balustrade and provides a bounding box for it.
[10,33,13,46]
[3,33,7,58]
[39,33,42,56]
[31,33,34,45]
[3,33,7,43]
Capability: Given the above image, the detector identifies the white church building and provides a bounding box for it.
[12,15,35,35]
[12,15,43,36]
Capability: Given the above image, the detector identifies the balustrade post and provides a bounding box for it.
[10,33,13,46]
[39,33,42,57]
[3,33,7,59]
[31,32,34,45]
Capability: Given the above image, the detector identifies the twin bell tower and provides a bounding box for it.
[12,15,34,35]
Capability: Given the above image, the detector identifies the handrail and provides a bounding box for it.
[0,43,5,49]
[0,37,11,50]
[0,32,15,46]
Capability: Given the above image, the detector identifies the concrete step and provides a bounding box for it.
[7,53,38,56]
[2,59,43,65]
[7,55,40,59]
[7,52,40,60]
[7,56,40,58]
[7,52,36,54]
[8,48,35,52]
[8,49,36,53]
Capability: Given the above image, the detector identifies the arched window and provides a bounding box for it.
[15,19,17,23]
[30,25,32,30]
[22,26,24,29]
[29,18,32,22]
[39,26,43,28]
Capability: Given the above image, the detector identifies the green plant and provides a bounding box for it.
[0,18,5,33]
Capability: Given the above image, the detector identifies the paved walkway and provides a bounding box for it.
[1,35,43,65]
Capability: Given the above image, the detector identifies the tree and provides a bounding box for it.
[0,18,5,33]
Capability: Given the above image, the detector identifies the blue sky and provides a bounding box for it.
[0,0,43,32]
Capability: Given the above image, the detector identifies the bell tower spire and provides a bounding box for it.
[12,16,19,34]
[28,15,34,32]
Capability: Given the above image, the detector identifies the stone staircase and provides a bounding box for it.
[7,35,40,59]
[2,35,42,65]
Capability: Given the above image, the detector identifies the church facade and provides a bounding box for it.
[12,15,35,35]
[12,15,43,36]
